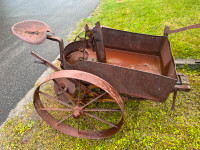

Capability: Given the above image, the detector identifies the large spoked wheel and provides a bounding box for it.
[33,70,124,139]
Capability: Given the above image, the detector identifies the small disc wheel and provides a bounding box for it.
[33,70,124,139]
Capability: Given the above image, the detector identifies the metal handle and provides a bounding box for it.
[31,51,61,71]
[164,23,200,36]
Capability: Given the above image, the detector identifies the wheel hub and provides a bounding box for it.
[72,106,83,119]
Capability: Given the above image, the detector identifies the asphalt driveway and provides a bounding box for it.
[0,0,101,125]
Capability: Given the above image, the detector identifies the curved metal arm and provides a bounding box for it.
[164,23,200,36]
[46,35,64,68]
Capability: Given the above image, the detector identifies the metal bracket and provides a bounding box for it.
[175,73,191,92]
[195,59,200,63]
[172,73,191,110]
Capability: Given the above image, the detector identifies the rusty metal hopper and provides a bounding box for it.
[63,24,178,102]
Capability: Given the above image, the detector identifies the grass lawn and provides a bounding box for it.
[1,0,200,149]
[0,69,199,149]
[70,0,200,59]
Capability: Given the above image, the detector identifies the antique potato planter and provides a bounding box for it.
[11,20,199,139]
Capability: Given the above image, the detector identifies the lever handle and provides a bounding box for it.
[31,51,60,71]
[164,23,200,36]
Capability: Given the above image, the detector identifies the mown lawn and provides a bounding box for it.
[0,69,199,149]
[70,0,200,59]
[1,0,200,149]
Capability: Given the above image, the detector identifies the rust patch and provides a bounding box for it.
[86,48,161,74]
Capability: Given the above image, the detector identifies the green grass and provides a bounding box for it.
[1,0,200,149]
[0,69,199,149]
[69,0,200,59]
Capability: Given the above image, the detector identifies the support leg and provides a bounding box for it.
[171,91,177,110]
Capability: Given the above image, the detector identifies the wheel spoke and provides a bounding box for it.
[56,113,73,126]
[68,78,88,92]
[39,91,73,108]
[70,79,98,97]
[39,108,73,111]
[78,80,81,106]
[53,79,76,106]
[83,88,98,98]
[84,112,118,128]
[82,92,106,108]
[82,114,100,135]
[84,109,121,112]
[77,119,80,134]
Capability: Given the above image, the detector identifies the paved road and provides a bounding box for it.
[0,0,101,125]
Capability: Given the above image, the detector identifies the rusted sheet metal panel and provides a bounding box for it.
[160,38,177,79]
[92,22,106,63]
[73,61,177,102]
[63,41,85,56]
[101,27,166,55]
[63,41,85,69]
